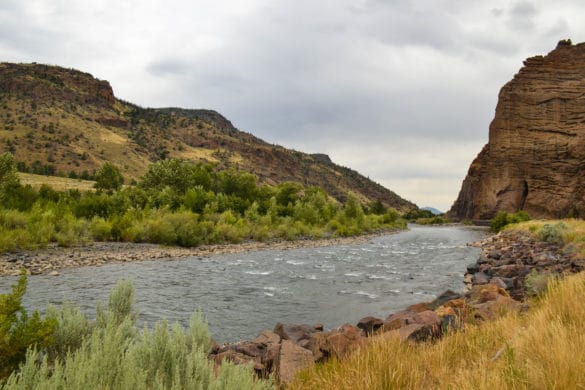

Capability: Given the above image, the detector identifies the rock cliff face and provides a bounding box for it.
[449,40,585,219]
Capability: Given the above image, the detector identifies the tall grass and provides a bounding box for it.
[291,271,585,389]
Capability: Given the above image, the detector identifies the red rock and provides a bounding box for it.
[407,302,431,313]
[273,323,320,345]
[253,330,281,346]
[449,41,585,220]
[490,264,531,278]
[472,272,490,285]
[383,310,441,340]
[356,316,384,336]
[276,340,314,386]
[307,324,365,363]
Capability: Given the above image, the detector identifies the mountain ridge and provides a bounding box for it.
[0,62,415,211]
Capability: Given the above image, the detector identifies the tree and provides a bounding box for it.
[139,158,194,194]
[94,162,124,193]
[0,152,21,206]
[0,152,20,190]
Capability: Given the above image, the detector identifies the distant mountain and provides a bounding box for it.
[0,62,416,211]
[421,207,443,215]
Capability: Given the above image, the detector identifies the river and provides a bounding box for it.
[0,225,487,342]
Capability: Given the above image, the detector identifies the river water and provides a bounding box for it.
[0,225,487,343]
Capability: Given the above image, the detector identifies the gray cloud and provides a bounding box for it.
[507,1,539,31]
[1,0,585,209]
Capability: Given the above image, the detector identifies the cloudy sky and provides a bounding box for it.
[1,0,584,210]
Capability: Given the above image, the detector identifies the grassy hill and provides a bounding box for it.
[0,62,415,211]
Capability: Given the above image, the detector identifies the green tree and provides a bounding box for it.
[140,158,195,194]
[275,182,303,207]
[0,152,20,192]
[94,162,124,193]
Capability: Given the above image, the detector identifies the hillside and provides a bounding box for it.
[0,62,415,211]
[449,40,585,220]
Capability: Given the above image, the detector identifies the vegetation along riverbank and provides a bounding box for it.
[0,151,408,272]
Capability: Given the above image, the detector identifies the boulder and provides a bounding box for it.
[472,272,490,285]
[489,277,508,290]
[467,284,521,321]
[308,324,365,363]
[214,349,263,372]
[356,316,384,336]
[429,289,462,309]
[383,310,441,340]
[274,323,321,345]
[276,340,314,386]
[489,264,531,278]
[406,302,431,313]
[466,262,480,274]
[254,330,281,346]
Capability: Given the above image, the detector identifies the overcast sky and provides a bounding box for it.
[1,0,584,210]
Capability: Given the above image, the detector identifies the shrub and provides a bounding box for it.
[165,211,203,247]
[415,216,448,225]
[382,208,399,224]
[0,273,57,379]
[490,211,530,232]
[524,269,552,297]
[89,217,113,241]
[537,223,567,245]
[46,303,91,360]
[3,281,271,389]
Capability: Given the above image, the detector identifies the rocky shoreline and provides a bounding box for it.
[208,228,585,386]
[0,230,400,276]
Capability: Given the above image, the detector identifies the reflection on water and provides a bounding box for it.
[0,225,487,343]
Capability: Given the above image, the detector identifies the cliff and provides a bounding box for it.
[0,62,415,211]
[449,40,585,219]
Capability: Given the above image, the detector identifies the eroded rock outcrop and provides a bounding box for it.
[449,40,585,220]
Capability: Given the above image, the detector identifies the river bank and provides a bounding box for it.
[0,229,403,276]
[208,224,585,386]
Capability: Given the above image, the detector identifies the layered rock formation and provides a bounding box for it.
[449,40,585,219]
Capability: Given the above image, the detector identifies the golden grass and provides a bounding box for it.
[18,173,96,192]
[291,267,585,389]
[99,130,127,145]
[176,146,219,162]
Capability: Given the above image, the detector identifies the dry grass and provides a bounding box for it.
[18,173,96,192]
[176,146,219,162]
[291,265,585,389]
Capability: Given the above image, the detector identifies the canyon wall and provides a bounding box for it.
[449,40,585,219]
